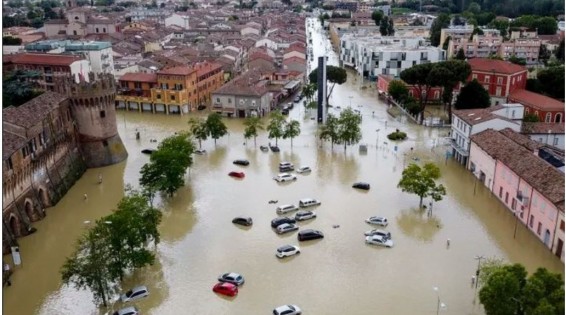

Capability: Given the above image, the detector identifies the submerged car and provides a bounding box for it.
[294,210,317,221]
[276,223,299,234]
[112,306,139,315]
[279,162,295,172]
[233,159,250,166]
[218,272,245,286]
[352,182,370,190]
[212,282,238,297]
[273,304,302,315]
[298,229,324,241]
[365,235,394,248]
[296,166,312,174]
[364,229,391,240]
[232,216,253,226]
[276,204,299,214]
[271,217,296,228]
[274,173,297,182]
[195,149,207,155]
[365,216,388,227]
[276,245,301,258]
[298,198,321,208]
[228,171,245,178]
[120,286,149,303]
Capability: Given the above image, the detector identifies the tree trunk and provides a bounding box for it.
[291,138,293,147]
[275,138,278,146]
[198,140,202,149]
[344,142,347,151]
[214,138,217,146]
[326,83,336,106]
[97,277,107,307]
[253,136,257,146]
[419,196,423,208]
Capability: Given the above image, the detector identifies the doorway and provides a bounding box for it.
[555,239,563,258]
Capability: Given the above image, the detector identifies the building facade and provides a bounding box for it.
[507,89,565,123]
[522,122,565,150]
[211,71,273,118]
[467,58,528,105]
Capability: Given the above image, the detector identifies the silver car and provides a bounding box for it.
[273,304,302,315]
[365,216,388,227]
[295,210,317,221]
[120,286,149,303]
[274,173,297,182]
[112,306,139,315]
[276,223,299,234]
[364,229,391,240]
[365,235,394,248]
[218,272,245,286]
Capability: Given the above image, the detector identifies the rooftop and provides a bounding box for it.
[3,92,67,130]
[2,131,26,160]
[521,122,565,134]
[119,72,158,83]
[468,58,527,75]
[508,89,565,111]
[25,40,111,52]
[470,128,564,209]
[4,53,85,66]
[157,66,196,76]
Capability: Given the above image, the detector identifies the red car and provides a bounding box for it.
[228,171,245,178]
[212,282,238,297]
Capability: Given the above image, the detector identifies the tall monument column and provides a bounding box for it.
[317,56,327,124]
[55,73,128,168]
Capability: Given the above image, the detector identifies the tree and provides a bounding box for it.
[488,19,509,38]
[387,79,409,103]
[467,1,481,14]
[243,116,264,146]
[508,55,527,65]
[397,163,446,208]
[309,66,347,106]
[283,119,301,147]
[319,113,339,149]
[336,108,362,151]
[61,223,115,307]
[433,60,472,123]
[379,16,389,36]
[399,63,436,122]
[555,39,564,63]
[454,79,491,109]
[523,113,540,122]
[479,264,526,315]
[188,117,207,148]
[387,16,395,36]
[302,83,316,104]
[371,9,383,26]
[522,268,565,315]
[455,48,466,60]
[139,133,194,197]
[205,112,228,145]
[2,70,43,108]
[537,66,565,100]
[3,36,22,45]
[430,13,450,47]
[267,111,286,146]
[539,45,552,65]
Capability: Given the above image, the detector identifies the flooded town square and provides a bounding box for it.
[3,18,563,315]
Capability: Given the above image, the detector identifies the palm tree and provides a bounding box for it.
[243,116,264,146]
[283,119,301,147]
[188,117,208,149]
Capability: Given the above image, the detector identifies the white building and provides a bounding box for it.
[522,123,565,150]
[340,34,446,78]
[165,13,190,30]
[451,104,524,165]
[24,40,114,74]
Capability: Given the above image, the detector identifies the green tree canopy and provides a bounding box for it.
[243,116,264,146]
[309,65,347,106]
[139,133,194,197]
[2,70,43,108]
[205,112,228,145]
[371,9,383,26]
[430,13,450,47]
[455,48,466,60]
[3,36,22,45]
[537,66,565,100]
[283,119,301,147]
[397,163,446,207]
[387,79,409,103]
[188,117,208,148]
[454,79,491,109]
[336,108,362,151]
[523,113,540,122]
[319,113,339,149]
[267,111,286,146]
[555,39,564,63]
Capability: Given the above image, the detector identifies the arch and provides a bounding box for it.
[555,113,562,123]
[534,110,539,118]
[8,214,21,237]
[525,107,529,114]
[545,112,552,122]
[38,188,50,207]
[24,199,38,222]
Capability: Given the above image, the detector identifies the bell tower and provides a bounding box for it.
[54,73,128,168]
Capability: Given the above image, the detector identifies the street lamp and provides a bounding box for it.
[513,208,522,239]
[473,171,479,195]
[349,95,353,108]
[376,129,380,147]
[433,287,447,315]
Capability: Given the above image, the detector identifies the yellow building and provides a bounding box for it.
[116,65,223,114]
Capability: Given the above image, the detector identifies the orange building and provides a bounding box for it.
[116,64,223,115]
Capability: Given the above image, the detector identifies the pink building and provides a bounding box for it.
[469,128,565,261]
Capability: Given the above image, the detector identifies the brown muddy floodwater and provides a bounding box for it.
[3,18,563,315]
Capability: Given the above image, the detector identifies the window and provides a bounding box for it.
[171,95,175,100]
[529,215,534,228]
[499,186,503,198]
[497,77,503,84]
[103,140,108,147]
[545,113,552,122]
[555,113,563,123]
[100,110,106,118]
[96,28,99,33]
[217,98,220,103]
[73,30,77,36]
[560,220,564,232]
[537,222,542,235]
[228,98,232,103]
[470,162,476,172]
[511,199,516,210]
[553,138,559,146]
[6,157,13,170]
[483,85,489,91]
[484,75,490,83]
[103,28,106,32]
[495,87,502,96]
[505,192,509,204]
[156,94,161,99]
[472,74,477,80]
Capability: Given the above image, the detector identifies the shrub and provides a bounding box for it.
[387,129,407,141]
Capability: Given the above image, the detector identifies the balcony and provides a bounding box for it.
[450,139,469,156]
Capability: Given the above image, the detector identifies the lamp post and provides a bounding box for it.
[513,208,522,239]
[433,287,447,315]
[349,95,353,108]
[473,171,479,195]
[376,129,380,147]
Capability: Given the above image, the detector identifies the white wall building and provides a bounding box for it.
[522,123,565,150]
[24,40,114,74]
[451,104,524,165]
[165,13,190,30]
[340,34,446,78]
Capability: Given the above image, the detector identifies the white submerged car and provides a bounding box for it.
[273,304,302,315]
[276,245,301,258]
[276,223,299,234]
[365,235,394,248]
[296,166,312,174]
[365,216,388,227]
[364,229,391,240]
[273,173,297,182]
[295,210,317,221]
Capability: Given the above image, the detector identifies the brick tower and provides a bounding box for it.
[54,72,128,168]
